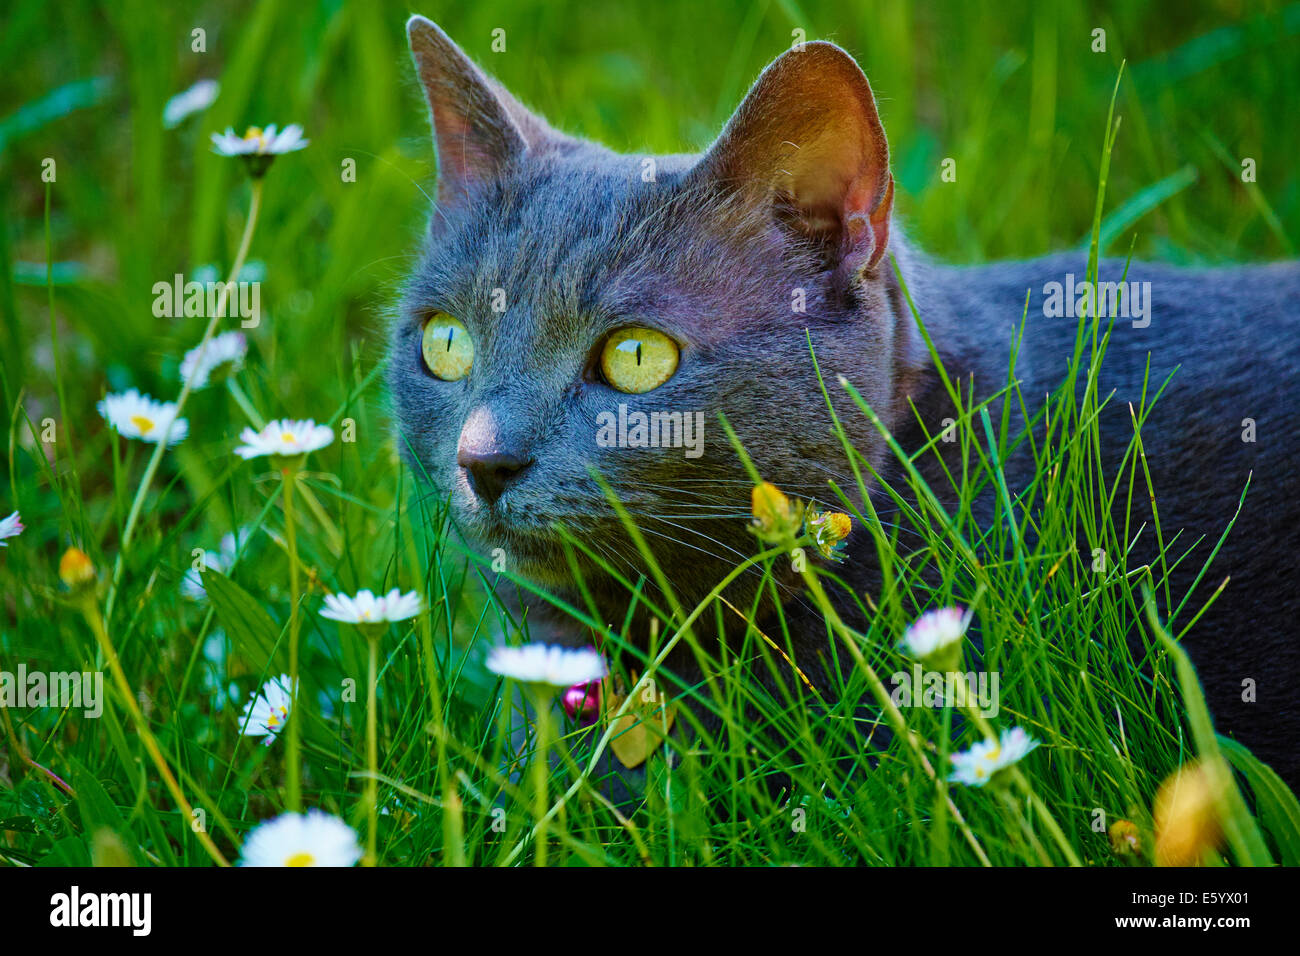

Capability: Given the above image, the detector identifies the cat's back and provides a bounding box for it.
[923,252,1300,777]
[928,253,1300,501]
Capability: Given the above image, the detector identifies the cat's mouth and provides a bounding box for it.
[461,516,585,587]
[453,483,646,590]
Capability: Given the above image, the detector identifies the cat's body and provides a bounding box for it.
[392,17,1300,784]
[914,254,1300,784]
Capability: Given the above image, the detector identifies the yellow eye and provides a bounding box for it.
[600,327,679,394]
[421,312,474,381]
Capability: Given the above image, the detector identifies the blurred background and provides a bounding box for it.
[1,0,1298,551]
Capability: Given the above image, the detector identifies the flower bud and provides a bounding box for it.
[1153,760,1226,866]
[1108,819,1141,856]
[806,507,852,561]
[561,680,601,725]
[751,482,803,543]
[59,547,96,591]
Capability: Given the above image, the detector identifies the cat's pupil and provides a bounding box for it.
[636,342,642,365]
[446,328,454,352]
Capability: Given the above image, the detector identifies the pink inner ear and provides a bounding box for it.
[845,178,876,232]
[435,116,497,191]
[841,172,894,274]
[780,100,892,276]
[408,18,529,206]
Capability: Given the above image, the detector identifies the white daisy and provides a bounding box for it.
[181,529,250,601]
[163,78,219,128]
[949,726,1040,787]
[0,511,22,546]
[97,389,188,445]
[486,643,608,689]
[899,607,969,660]
[179,331,247,388]
[239,673,295,746]
[210,123,309,156]
[211,124,308,178]
[319,588,423,625]
[234,419,333,460]
[239,810,362,867]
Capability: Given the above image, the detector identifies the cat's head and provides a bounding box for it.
[390,16,922,609]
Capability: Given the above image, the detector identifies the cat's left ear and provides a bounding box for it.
[692,41,894,281]
[407,16,567,207]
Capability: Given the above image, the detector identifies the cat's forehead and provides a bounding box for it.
[456,151,694,287]
[418,148,791,338]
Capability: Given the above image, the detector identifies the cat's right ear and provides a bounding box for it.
[406,16,541,206]
[691,41,894,284]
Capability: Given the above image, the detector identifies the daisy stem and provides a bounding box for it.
[1014,769,1083,867]
[501,544,789,867]
[45,180,80,491]
[0,653,75,796]
[284,466,302,813]
[226,374,339,556]
[77,596,230,866]
[418,598,452,821]
[1000,788,1053,865]
[222,379,340,555]
[961,706,1081,866]
[796,561,993,867]
[530,690,552,867]
[292,480,344,557]
[104,178,263,624]
[365,635,379,866]
[932,705,953,865]
[226,377,265,430]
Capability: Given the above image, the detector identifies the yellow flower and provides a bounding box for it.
[1108,819,1141,856]
[58,547,96,590]
[805,507,852,560]
[751,482,803,542]
[1153,760,1226,866]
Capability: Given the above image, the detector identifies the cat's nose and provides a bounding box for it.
[457,447,533,505]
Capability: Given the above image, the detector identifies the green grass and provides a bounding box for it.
[2,0,1299,867]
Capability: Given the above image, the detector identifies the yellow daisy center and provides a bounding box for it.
[281,432,296,444]
[130,415,156,434]
[284,851,315,867]
[244,126,267,150]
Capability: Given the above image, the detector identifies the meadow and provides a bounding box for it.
[2,0,1299,867]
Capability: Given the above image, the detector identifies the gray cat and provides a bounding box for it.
[390,16,1300,785]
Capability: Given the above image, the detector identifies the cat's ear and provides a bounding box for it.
[407,16,561,205]
[693,41,894,280]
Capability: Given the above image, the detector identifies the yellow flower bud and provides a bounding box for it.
[806,507,852,560]
[750,482,803,542]
[1153,760,1226,866]
[1107,819,1141,856]
[59,547,96,589]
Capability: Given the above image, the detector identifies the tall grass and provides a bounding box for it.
[1,1,1298,867]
